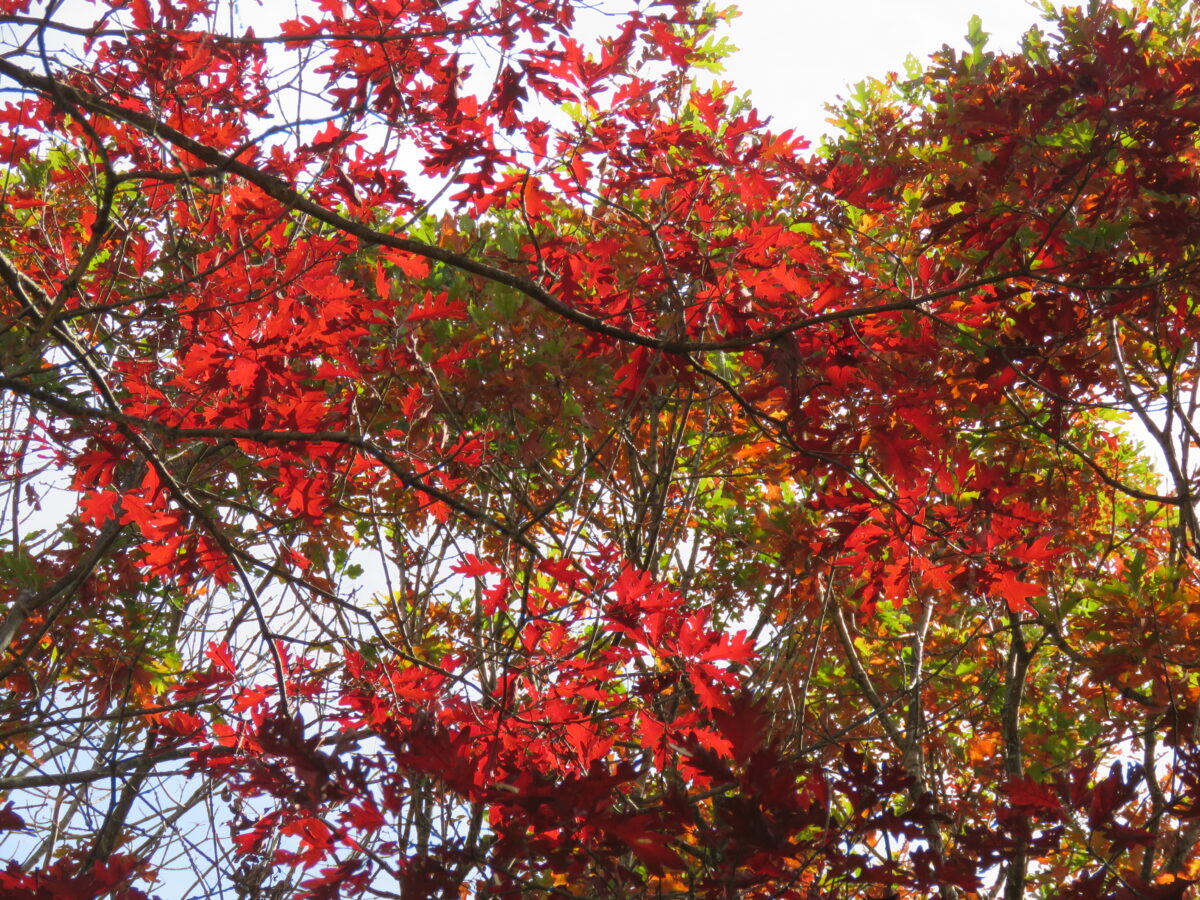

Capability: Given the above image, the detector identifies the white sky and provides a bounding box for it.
[723,0,1046,142]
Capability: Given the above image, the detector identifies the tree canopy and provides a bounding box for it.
[2,0,1200,897]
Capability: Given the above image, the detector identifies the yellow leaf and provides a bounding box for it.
[967,735,998,766]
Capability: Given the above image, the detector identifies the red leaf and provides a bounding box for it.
[451,554,499,578]
[537,557,586,586]
[407,291,468,323]
[992,571,1044,614]
[383,249,431,279]
[1003,776,1062,815]
[342,800,385,832]
[482,577,512,616]
[206,641,238,676]
[687,667,732,712]
[700,629,756,666]
[78,490,120,526]
[0,803,25,832]
[234,684,273,713]
[602,815,686,873]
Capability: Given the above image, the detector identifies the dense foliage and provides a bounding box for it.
[3,0,1200,897]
